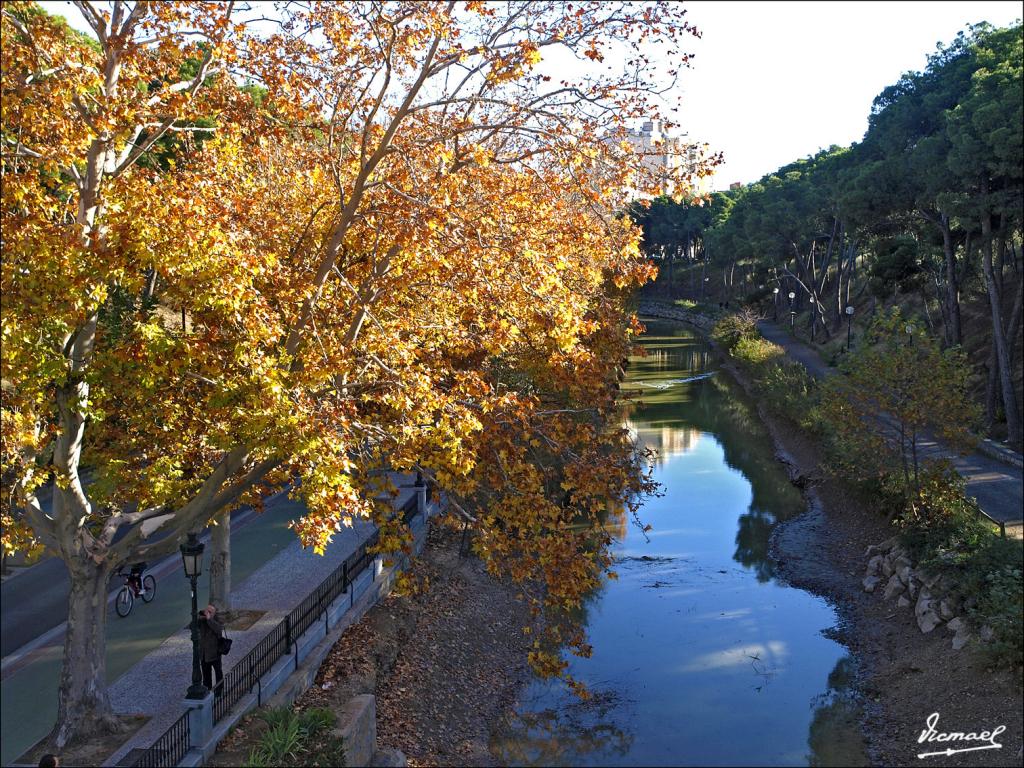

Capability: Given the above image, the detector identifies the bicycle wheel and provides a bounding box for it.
[141,574,156,603]
[115,586,134,617]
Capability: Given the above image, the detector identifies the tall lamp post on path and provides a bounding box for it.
[809,296,816,342]
[905,323,914,347]
[845,305,855,351]
[180,532,207,699]
[788,291,796,332]
[773,287,779,321]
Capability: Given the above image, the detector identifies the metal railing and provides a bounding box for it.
[212,652,253,723]
[210,527,385,725]
[132,711,190,768]
[976,505,1010,538]
[250,618,290,685]
[133,490,422,763]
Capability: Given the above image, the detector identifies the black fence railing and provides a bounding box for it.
[211,525,385,725]
[288,581,325,643]
[132,710,190,768]
[344,529,380,591]
[976,505,1009,538]
[250,618,290,684]
[212,651,254,723]
[133,489,425,764]
[402,496,420,525]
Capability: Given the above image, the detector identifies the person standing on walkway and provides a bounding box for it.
[198,604,224,694]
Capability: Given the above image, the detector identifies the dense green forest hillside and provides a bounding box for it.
[632,22,1023,448]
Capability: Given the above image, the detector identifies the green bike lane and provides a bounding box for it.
[0,495,304,766]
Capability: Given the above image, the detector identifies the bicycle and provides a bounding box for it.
[114,564,156,618]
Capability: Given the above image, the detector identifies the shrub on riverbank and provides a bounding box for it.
[244,707,345,768]
[752,356,821,426]
[711,315,822,430]
[896,464,1023,666]
[908,517,1023,668]
[970,556,1024,666]
[710,310,759,351]
[732,336,784,367]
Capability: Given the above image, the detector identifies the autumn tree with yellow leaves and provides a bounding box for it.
[1,0,708,749]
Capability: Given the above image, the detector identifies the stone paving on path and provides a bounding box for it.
[103,481,415,767]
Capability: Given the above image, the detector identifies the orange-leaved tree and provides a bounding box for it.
[1,0,707,748]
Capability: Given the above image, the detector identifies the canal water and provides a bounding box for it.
[492,319,867,766]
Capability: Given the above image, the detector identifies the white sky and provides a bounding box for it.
[678,1,1023,188]
[49,1,1023,190]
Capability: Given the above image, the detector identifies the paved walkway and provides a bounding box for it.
[103,512,381,767]
[756,321,1024,531]
[0,470,417,767]
[100,476,418,767]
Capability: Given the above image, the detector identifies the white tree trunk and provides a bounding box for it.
[54,557,120,748]
[208,511,231,614]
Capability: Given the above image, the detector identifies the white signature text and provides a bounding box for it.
[917,712,1005,759]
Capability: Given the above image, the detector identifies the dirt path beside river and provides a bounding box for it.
[717,353,1023,767]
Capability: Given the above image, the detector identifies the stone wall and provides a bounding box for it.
[333,694,405,767]
[635,299,716,332]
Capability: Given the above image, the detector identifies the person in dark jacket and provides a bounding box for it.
[198,604,224,693]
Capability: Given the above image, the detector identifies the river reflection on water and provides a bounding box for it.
[491,320,867,767]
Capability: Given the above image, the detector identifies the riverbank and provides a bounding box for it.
[211,525,534,767]
[761,406,1022,767]
[676,311,1024,766]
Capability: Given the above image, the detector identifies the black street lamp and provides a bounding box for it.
[180,532,207,699]
[788,291,796,331]
[845,305,855,351]
[809,296,816,342]
[905,323,914,347]
[773,287,779,321]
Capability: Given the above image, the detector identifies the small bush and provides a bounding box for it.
[711,310,759,351]
[732,335,784,368]
[753,359,818,426]
[897,463,984,548]
[936,535,1024,668]
[969,559,1023,666]
[245,707,345,768]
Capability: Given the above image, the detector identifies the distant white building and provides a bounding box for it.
[621,119,713,198]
